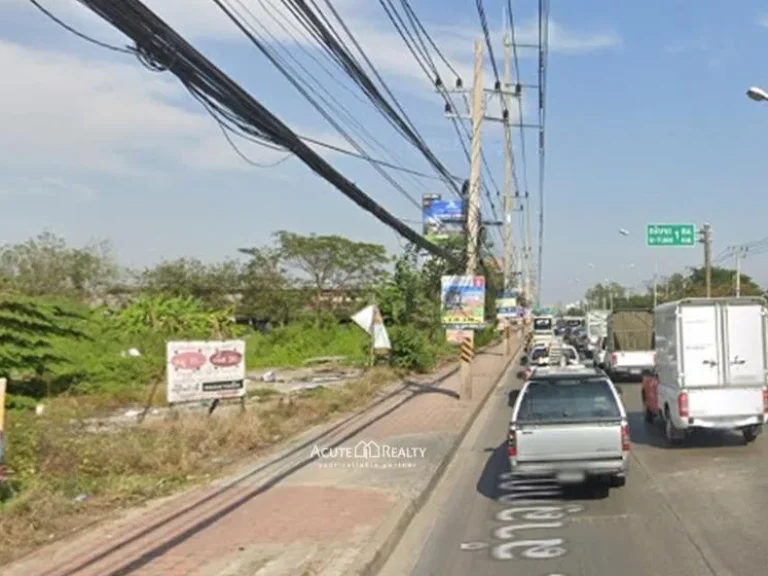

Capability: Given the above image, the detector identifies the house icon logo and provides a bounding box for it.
[353,440,381,459]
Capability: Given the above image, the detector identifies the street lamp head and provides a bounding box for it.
[618,228,629,236]
[747,86,768,102]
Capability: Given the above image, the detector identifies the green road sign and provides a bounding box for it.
[646,223,697,247]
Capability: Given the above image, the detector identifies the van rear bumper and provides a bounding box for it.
[679,414,764,431]
[509,456,628,479]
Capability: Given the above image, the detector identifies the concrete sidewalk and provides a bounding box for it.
[4,338,520,576]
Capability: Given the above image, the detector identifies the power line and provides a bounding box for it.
[27,0,133,54]
[56,0,461,265]
[211,0,423,209]
[475,0,501,87]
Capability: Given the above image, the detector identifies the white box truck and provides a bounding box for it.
[642,297,768,445]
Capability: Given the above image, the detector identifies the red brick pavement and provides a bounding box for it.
[4,339,518,576]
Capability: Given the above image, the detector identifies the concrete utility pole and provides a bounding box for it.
[502,33,515,292]
[734,247,744,297]
[458,39,484,401]
[466,39,484,278]
[701,223,712,298]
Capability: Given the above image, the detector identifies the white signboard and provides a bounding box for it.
[166,340,246,404]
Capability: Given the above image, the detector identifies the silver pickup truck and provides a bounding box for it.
[508,366,630,488]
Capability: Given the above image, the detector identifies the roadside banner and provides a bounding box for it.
[496,290,520,319]
[166,340,246,404]
[446,329,474,345]
[441,275,485,328]
[423,197,464,241]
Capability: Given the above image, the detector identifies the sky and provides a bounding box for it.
[2,0,768,306]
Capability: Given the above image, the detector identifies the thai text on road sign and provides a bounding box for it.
[646,223,696,247]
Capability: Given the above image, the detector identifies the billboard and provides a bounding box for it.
[423,195,464,241]
[441,275,485,328]
[166,340,246,404]
[496,290,522,319]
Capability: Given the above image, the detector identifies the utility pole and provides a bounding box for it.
[652,256,658,308]
[734,247,744,297]
[502,32,516,358]
[502,32,515,292]
[466,38,484,278]
[457,39,485,401]
[701,223,712,298]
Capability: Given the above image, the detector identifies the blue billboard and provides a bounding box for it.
[423,196,464,241]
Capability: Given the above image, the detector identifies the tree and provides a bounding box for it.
[0,232,117,298]
[237,246,303,324]
[583,265,764,309]
[137,258,241,309]
[272,231,390,310]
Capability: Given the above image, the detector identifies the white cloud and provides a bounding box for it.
[760,15,768,28]
[0,37,350,179]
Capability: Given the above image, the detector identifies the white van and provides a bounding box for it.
[642,297,768,445]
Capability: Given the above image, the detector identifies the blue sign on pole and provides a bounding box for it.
[423,198,464,241]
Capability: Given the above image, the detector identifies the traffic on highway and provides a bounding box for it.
[382,297,768,576]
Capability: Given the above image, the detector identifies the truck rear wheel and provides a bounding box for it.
[743,427,759,444]
[664,414,683,446]
[644,407,655,424]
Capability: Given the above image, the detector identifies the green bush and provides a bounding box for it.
[388,324,436,372]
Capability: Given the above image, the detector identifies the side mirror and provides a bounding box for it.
[516,370,528,380]
[520,356,529,366]
[508,389,520,407]
[617,387,624,395]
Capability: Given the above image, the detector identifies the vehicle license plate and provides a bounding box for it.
[630,368,641,375]
[556,471,585,484]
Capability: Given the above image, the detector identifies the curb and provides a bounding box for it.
[355,337,523,576]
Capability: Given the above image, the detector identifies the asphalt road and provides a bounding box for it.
[380,366,768,576]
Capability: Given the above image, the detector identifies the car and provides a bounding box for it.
[507,366,630,488]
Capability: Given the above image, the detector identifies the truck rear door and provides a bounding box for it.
[679,304,722,387]
[722,302,766,386]
[514,379,624,462]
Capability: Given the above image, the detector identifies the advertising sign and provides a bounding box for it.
[423,196,464,241]
[166,340,246,404]
[446,329,474,345]
[496,290,520,319]
[441,275,485,328]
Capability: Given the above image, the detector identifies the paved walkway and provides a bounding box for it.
[4,338,519,576]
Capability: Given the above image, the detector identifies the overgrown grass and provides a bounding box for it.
[0,367,396,566]
[244,323,370,368]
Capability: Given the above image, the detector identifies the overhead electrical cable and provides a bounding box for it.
[211,0,423,209]
[242,0,435,195]
[53,0,460,264]
[265,0,462,197]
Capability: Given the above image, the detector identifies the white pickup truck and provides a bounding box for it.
[642,297,768,445]
[508,366,630,487]
[604,310,655,380]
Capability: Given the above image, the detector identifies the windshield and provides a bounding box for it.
[516,378,621,423]
[533,318,552,331]
[531,347,548,361]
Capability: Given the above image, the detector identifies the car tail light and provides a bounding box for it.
[678,392,689,418]
[763,388,768,414]
[610,353,617,365]
[652,352,657,365]
[621,423,630,452]
[507,428,517,457]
